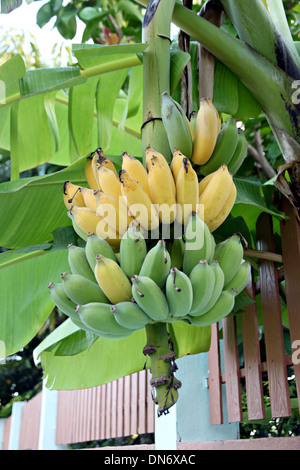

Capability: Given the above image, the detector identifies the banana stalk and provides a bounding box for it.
[143,322,181,416]
[141,0,176,164]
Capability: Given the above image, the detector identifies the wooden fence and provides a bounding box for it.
[2,198,300,450]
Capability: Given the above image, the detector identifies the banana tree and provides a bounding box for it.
[0,0,296,407]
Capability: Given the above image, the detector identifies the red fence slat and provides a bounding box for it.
[208,322,223,425]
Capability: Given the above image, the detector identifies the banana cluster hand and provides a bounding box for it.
[49,214,250,339]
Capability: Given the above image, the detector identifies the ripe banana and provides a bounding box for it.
[170,149,186,183]
[175,157,199,226]
[165,267,193,318]
[68,205,103,237]
[198,164,234,228]
[122,151,152,198]
[77,302,133,337]
[94,254,132,304]
[95,190,134,237]
[67,244,96,283]
[119,169,159,232]
[85,154,100,190]
[188,289,236,326]
[63,181,85,209]
[213,233,244,286]
[96,166,122,199]
[148,156,177,224]
[182,212,216,275]
[188,260,215,315]
[223,260,250,294]
[95,148,118,175]
[199,117,239,176]
[206,182,237,233]
[145,147,170,173]
[161,91,193,158]
[139,239,171,289]
[61,271,110,305]
[96,218,121,250]
[80,187,97,211]
[131,274,169,322]
[119,223,147,279]
[67,211,88,241]
[85,232,118,271]
[227,130,248,175]
[111,301,151,330]
[191,98,221,165]
[192,260,225,316]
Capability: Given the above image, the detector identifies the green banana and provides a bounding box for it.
[85,232,118,271]
[119,222,147,279]
[77,302,133,337]
[131,275,169,322]
[227,130,248,175]
[223,260,250,294]
[214,233,244,286]
[188,289,236,326]
[139,239,171,288]
[111,301,151,330]
[191,260,225,316]
[188,260,215,315]
[61,272,110,305]
[68,244,96,283]
[182,213,216,275]
[161,91,193,158]
[165,267,193,318]
[199,117,239,176]
[170,238,185,270]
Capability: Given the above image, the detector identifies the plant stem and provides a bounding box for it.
[144,322,181,416]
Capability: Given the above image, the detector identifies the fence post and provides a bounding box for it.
[0,419,7,450]
[8,402,25,450]
[38,381,68,450]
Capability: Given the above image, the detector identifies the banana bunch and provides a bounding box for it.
[49,214,250,339]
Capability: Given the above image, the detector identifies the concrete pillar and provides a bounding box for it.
[0,418,7,450]
[8,402,25,450]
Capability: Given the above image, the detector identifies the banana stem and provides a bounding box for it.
[141,0,176,164]
[144,322,181,416]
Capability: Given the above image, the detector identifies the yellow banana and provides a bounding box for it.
[122,151,152,199]
[94,254,132,304]
[96,218,121,250]
[198,164,233,227]
[145,147,170,172]
[95,190,135,236]
[85,154,101,190]
[206,182,237,232]
[95,148,118,175]
[148,156,177,224]
[119,169,159,232]
[68,205,103,236]
[191,98,221,165]
[80,187,97,210]
[63,181,85,209]
[170,149,186,183]
[96,166,122,199]
[175,157,199,226]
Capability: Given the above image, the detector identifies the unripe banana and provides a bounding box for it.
[188,289,236,326]
[94,254,132,304]
[68,205,103,237]
[188,260,215,315]
[199,117,239,176]
[61,272,110,305]
[191,98,221,165]
[77,302,133,337]
[198,164,234,227]
[96,166,122,199]
[122,151,152,198]
[192,260,225,316]
[170,238,185,270]
[131,275,169,322]
[161,91,193,158]
[85,232,118,271]
[63,181,85,209]
[227,130,248,175]
[67,244,96,283]
[223,260,250,295]
[182,212,216,275]
[170,149,186,183]
[139,239,171,289]
[213,233,244,286]
[148,156,177,224]
[85,154,101,190]
[206,182,237,233]
[119,169,159,232]
[119,223,147,278]
[95,190,135,236]
[111,301,151,330]
[165,267,193,318]
[80,187,97,210]
[175,157,199,226]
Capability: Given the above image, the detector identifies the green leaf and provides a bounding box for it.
[169,44,191,96]
[213,59,239,115]
[0,54,25,106]
[0,0,22,14]
[0,248,68,357]
[118,66,143,132]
